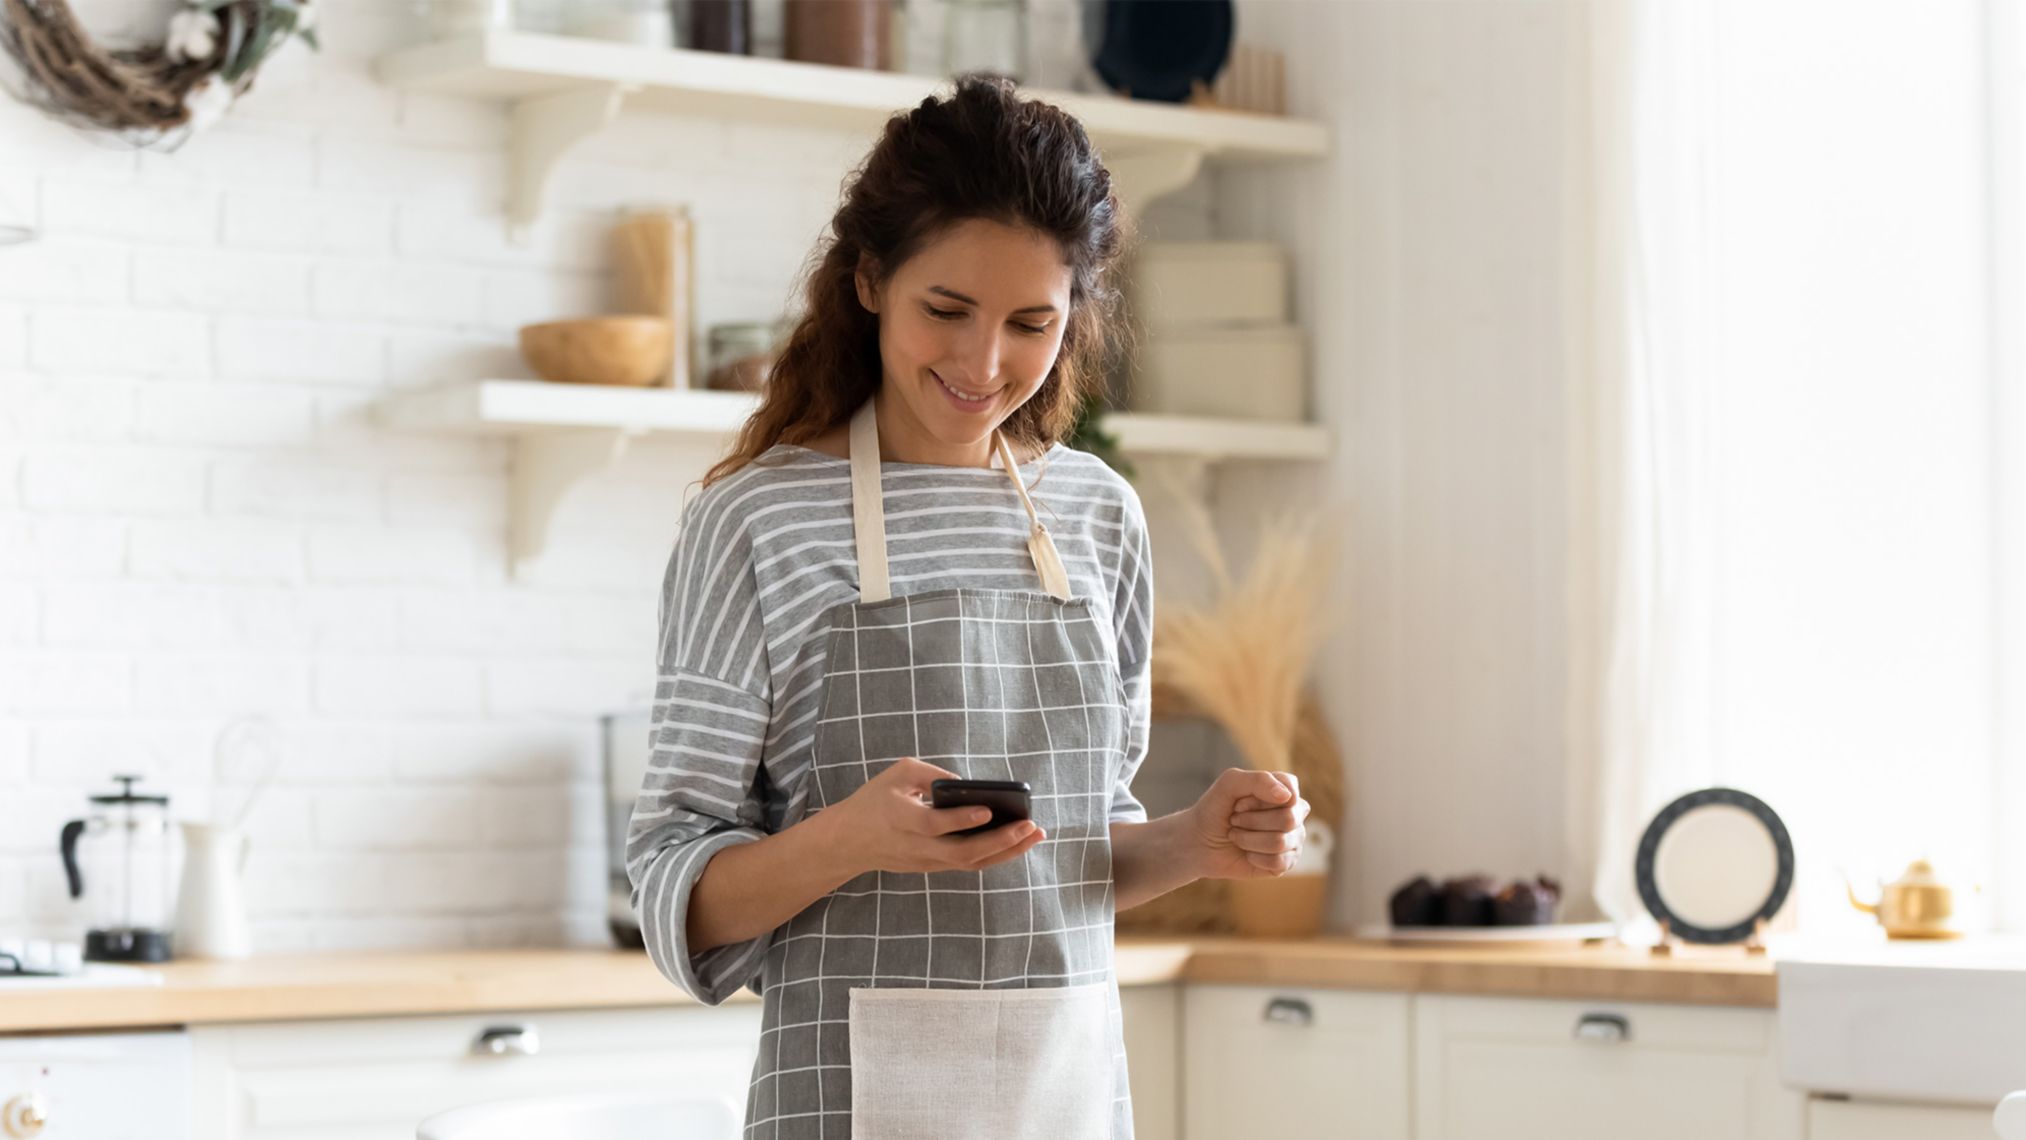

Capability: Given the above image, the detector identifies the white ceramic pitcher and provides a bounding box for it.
[175,823,251,960]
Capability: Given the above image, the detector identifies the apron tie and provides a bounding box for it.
[992,430,1074,602]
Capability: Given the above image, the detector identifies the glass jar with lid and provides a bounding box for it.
[705,321,785,391]
[942,0,1025,82]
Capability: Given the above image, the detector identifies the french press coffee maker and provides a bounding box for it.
[58,775,176,962]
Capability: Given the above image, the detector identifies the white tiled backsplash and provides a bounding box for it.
[0,0,1213,952]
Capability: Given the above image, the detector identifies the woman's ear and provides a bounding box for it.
[853,259,881,314]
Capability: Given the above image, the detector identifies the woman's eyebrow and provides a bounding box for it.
[927,285,1059,316]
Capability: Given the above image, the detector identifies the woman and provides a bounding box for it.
[628,76,1312,1140]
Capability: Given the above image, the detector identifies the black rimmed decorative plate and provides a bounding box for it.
[1634,787,1794,945]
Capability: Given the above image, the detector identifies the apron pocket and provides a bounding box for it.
[848,983,1114,1140]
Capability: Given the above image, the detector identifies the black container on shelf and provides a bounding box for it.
[685,0,751,54]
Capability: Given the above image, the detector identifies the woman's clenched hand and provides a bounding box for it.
[1184,767,1312,880]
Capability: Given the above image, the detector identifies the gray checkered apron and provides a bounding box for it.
[742,398,1134,1140]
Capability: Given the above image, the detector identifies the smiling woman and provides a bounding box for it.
[626,75,1314,1140]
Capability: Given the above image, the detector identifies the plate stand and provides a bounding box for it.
[1649,917,1769,957]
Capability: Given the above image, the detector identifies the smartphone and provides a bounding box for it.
[930,779,1032,837]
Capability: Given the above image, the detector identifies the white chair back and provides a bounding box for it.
[417,1090,739,1140]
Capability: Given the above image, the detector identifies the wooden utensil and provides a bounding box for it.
[611,208,694,388]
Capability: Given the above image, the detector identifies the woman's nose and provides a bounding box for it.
[954,326,1003,385]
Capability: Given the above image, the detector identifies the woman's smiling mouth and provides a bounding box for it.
[933,370,996,408]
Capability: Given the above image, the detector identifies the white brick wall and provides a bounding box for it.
[0,0,1216,954]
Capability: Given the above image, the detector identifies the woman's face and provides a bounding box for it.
[856,218,1073,464]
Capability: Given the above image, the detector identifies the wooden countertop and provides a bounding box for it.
[0,936,1773,1034]
[1177,936,1776,1008]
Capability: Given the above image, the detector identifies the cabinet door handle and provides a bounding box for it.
[1572,1012,1631,1043]
[1262,997,1314,1027]
[474,1024,541,1057]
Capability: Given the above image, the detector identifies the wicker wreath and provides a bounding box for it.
[0,0,316,140]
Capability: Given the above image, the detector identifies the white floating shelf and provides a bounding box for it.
[374,31,1330,232]
[381,380,1330,458]
[377,380,1332,573]
[379,378,758,441]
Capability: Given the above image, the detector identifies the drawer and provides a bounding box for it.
[1185,985,1413,1140]
[1808,1097,1997,1140]
[1414,994,1803,1140]
[191,1005,761,1140]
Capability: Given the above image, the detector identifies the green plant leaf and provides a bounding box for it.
[216,4,248,78]
[1067,390,1134,480]
[225,7,283,84]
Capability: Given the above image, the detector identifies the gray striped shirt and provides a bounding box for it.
[627,441,1155,1005]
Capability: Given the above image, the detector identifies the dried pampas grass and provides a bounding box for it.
[1151,483,1343,828]
[1117,478,1345,939]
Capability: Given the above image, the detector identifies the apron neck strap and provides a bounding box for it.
[848,400,892,604]
[848,397,1072,604]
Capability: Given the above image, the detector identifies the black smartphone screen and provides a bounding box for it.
[929,779,1032,837]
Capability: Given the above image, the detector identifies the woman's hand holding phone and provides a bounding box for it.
[824,757,1045,876]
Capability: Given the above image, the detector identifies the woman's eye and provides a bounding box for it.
[924,305,1046,336]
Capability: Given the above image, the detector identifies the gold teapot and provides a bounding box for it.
[1845,859,1966,940]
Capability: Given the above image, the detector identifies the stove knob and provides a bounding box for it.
[2,1092,48,1138]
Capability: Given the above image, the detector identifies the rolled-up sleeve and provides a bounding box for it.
[1108,483,1155,825]
[626,487,775,1005]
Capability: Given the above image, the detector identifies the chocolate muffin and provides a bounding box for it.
[1440,875,1497,926]
[1388,875,1442,927]
[1492,874,1564,925]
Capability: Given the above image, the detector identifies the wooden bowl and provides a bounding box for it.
[518,316,673,387]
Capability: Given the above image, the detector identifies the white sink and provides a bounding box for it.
[1778,938,2026,1105]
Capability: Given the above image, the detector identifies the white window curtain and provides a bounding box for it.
[1571,0,2008,936]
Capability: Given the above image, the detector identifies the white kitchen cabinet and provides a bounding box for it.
[1183,984,1413,1140]
[1414,994,1804,1140]
[1807,1097,1997,1139]
[0,1030,192,1139]
[1122,984,1181,1140]
[187,988,1179,1140]
[189,1004,762,1140]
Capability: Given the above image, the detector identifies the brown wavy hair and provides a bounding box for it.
[702,74,1128,487]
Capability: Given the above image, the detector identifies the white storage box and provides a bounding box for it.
[1134,326,1306,421]
[1132,242,1289,329]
